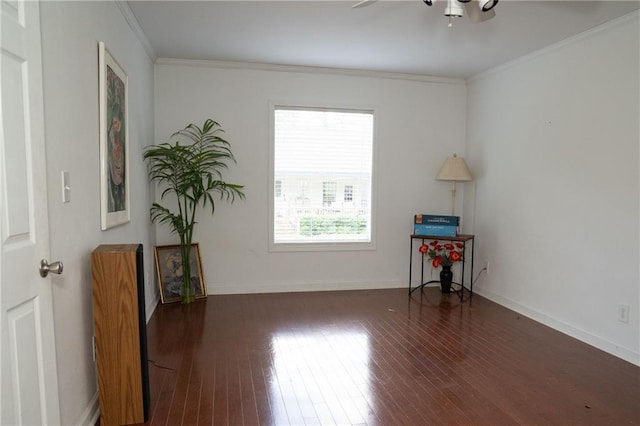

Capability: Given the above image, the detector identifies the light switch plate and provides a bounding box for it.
[62,171,70,203]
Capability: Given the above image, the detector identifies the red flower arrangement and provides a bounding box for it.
[419,241,464,268]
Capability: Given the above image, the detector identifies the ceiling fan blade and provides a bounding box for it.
[352,0,378,8]
[464,0,496,22]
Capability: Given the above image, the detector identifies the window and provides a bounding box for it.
[344,185,354,202]
[272,106,374,246]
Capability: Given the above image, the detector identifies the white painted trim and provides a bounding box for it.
[469,10,640,83]
[209,280,405,295]
[75,391,100,426]
[114,0,156,62]
[155,57,465,85]
[475,287,640,367]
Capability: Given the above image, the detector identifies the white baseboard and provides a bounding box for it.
[475,287,640,367]
[76,391,99,426]
[209,280,406,295]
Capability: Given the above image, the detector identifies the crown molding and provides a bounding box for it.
[469,10,640,83]
[114,0,156,62]
[155,57,465,85]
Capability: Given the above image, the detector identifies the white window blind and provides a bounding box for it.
[273,107,374,245]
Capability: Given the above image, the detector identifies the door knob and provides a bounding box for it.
[39,259,63,277]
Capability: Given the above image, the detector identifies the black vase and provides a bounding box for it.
[440,265,453,293]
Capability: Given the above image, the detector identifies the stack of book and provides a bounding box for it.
[413,214,459,237]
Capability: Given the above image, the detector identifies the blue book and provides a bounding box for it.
[414,214,459,226]
[414,224,457,237]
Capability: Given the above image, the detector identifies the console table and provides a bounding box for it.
[409,234,475,300]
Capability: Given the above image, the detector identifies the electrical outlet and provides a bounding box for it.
[618,304,630,323]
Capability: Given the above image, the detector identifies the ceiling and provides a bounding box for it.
[127,0,639,79]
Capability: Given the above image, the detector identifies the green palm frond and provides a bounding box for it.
[143,118,245,246]
[150,203,186,235]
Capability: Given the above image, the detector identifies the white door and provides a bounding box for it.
[1,0,61,424]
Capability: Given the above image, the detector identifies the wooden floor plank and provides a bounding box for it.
[134,288,639,425]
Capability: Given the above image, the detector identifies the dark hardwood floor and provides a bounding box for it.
[141,288,639,425]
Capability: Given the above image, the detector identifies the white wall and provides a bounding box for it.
[40,1,156,423]
[154,62,467,294]
[464,12,640,365]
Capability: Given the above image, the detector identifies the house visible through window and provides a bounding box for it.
[272,106,374,246]
[344,185,354,202]
[275,180,282,198]
[323,181,337,206]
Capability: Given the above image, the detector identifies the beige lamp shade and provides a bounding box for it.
[436,153,473,216]
[436,154,473,182]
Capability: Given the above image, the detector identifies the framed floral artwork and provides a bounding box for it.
[154,244,207,304]
[98,41,130,230]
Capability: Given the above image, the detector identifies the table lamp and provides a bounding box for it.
[436,153,473,216]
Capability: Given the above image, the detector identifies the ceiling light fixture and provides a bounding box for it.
[479,0,498,11]
[444,0,463,17]
[422,0,498,26]
[444,0,463,27]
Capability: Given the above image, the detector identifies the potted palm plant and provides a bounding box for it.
[144,119,245,303]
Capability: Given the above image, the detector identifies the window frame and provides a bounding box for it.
[268,102,377,252]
